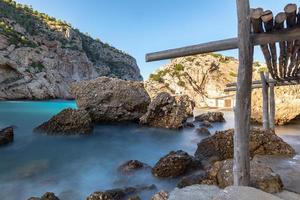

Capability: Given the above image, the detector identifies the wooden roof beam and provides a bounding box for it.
[146,27,300,62]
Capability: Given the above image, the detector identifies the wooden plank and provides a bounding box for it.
[251,9,275,79]
[225,80,300,91]
[262,10,279,79]
[260,72,270,130]
[275,12,287,78]
[269,82,276,130]
[146,27,300,62]
[285,4,297,77]
[233,0,252,186]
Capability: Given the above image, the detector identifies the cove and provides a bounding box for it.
[0,101,299,200]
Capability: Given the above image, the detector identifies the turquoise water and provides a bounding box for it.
[0,101,299,200]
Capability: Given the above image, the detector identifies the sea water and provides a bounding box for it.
[0,101,299,200]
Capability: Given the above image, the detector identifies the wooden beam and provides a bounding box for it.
[233,0,252,186]
[146,27,300,62]
[260,72,270,130]
[226,79,277,87]
[225,79,300,91]
[269,82,275,130]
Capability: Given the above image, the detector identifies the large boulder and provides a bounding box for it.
[28,192,60,200]
[152,150,201,178]
[206,159,283,193]
[195,128,295,162]
[72,77,150,122]
[0,126,13,146]
[34,108,93,135]
[194,112,225,123]
[140,92,194,129]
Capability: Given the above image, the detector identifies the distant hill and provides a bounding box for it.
[0,0,142,100]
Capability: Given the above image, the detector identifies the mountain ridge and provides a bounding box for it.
[0,0,142,100]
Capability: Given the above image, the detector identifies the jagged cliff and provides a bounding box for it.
[0,0,142,99]
[145,54,300,125]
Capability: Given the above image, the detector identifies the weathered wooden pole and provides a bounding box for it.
[260,72,270,130]
[269,82,276,130]
[233,0,253,186]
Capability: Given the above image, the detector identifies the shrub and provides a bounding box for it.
[229,71,237,77]
[31,61,44,72]
[174,64,184,71]
[177,80,186,87]
[150,73,164,83]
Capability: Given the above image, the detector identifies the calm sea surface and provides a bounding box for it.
[0,101,299,200]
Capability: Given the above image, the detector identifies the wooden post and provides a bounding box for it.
[233,0,252,186]
[269,82,275,130]
[260,72,270,130]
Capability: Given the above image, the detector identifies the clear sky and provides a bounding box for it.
[15,0,299,79]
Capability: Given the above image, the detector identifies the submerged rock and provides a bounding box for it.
[140,92,195,129]
[200,121,212,128]
[28,192,60,200]
[72,77,150,122]
[127,196,141,200]
[0,126,13,146]
[150,190,169,200]
[194,112,225,123]
[177,171,214,188]
[118,160,151,174]
[86,185,156,200]
[196,127,211,135]
[195,128,295,162]
[183,122,195,128]
[152,150,201,178]
[34,108,93,135]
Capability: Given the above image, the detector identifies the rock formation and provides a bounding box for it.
[0,0,142,100]
[118,160,151,174]
[28,192,60,200]
[34,108,93,135]
[86,185,156,200]
[150,191,169,200]
[194,112,225,123]
[0,126,13,145]
[195,128,295,162]
[205,159,283,193]
[145,53,300,125]
[140,92,195,129]
[152,150,201,178]
[195,127,211,135]
[72,77,150,122]
[176,159,284,194]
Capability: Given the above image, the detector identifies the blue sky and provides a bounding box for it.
[16,0,299,79]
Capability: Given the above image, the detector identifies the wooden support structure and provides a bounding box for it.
[260,72,270,130]
[233,0,252,186]
[146,1,300,188]
[269,82,275,130]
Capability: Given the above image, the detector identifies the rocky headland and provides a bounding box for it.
[0,0,142,100]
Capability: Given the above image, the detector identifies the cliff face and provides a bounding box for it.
[0,0,142,100]
[145,54,238,107]
[145,54,300,125]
